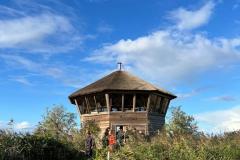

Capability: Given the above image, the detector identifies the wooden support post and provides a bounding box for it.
[133,94,136,112]
[87,97,92,110]
[146,94,151,112]
[82,101,86,114]
[154,96,158,111]
[145,125,147,135]
[163,98,170,114]
[121,94,124,112]
[160,98,165,114]
[145,124,149,136]
[74,99,81,115]
[105,94,110,113]
[85,97,90,113]
[110,97,112,112]
[94,95,98,113]
[156,97,162,113]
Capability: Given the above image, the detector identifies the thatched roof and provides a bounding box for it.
[69,70,176,103]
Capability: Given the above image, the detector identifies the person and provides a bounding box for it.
[85,131,95,159]
[108,129,116,152]
[138,130,145,141]
[116,127,124,147]
[124,127,130,143]
[102,127,110,148]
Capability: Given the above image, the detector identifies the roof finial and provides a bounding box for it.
[117,62,122,71]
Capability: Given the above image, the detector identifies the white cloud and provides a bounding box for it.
[0,55,38,70]
[169,1,215,30]
[0,14,71,46]
[0,120,32,131]
[97,23,113,33]
[10,76,33,86]
[15,121,31,130]
[0,0,86,54]
[233,1,240,10]
[177,86,212,99]
[0,121,5,128]
[86,29,240,85]
[0,54,95,88]
[209,95,236,102]
[0,54,63,78]
[0,13,81,53]
[195,106,240,133]
[0,54,66,86]
[0,5,26,17]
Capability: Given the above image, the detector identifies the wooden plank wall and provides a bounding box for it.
[148,113,165,135]
[81,112,165,136]
[81,112,148,136]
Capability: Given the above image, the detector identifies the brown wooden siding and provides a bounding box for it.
[80,111,165,136]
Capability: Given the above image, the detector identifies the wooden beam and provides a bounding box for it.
[133,94,136,112]
[145,124,149,135]
[105,94,110,113]
[156,97,162,113]
[146,94,151,112]
[74,99,81,115]
[153,96,160,112]
[160,98,165,114]
[163,98,170,115]
[154,96,158,112]
[145,125,147,135]
[110,97,112,112]
[121,94,124,112]
[85,97,90,114]
[93,95,98,113]
[87,97,92,111]
[82,101,86,114]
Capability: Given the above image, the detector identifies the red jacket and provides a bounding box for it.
[108,134,116,145]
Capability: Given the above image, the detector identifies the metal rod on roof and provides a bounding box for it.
[117,62,122,71]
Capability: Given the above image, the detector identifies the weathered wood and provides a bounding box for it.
[148,114,165,135]
[163,99,170,115]
[86,97,92,112]
[133,94,136,112]
[82,101,86,113]
[121,94,124,112]
[160,98,169,114]
[80,111,162,136]
[93,95,98,112]
[84,97,90,113]
[74,99,81,115]
[156,96,161,112]
[105,94,110,113]
[146,94,151,112]
[69,70,176,137]
[154,96,158,109]
[109,97,112,112]
[145,125,148,135]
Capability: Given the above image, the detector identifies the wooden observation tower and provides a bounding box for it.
[69,66,176,135]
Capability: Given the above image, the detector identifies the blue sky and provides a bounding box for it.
[0,0,240,133]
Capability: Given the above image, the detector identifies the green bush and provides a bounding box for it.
[0,130,86,160]
[1,106,240,160]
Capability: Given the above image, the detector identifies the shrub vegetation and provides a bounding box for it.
[0,106,239,160]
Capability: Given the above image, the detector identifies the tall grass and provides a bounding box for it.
[1,127,240,160]
[1,106,240,160]
[103,130,240,160]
